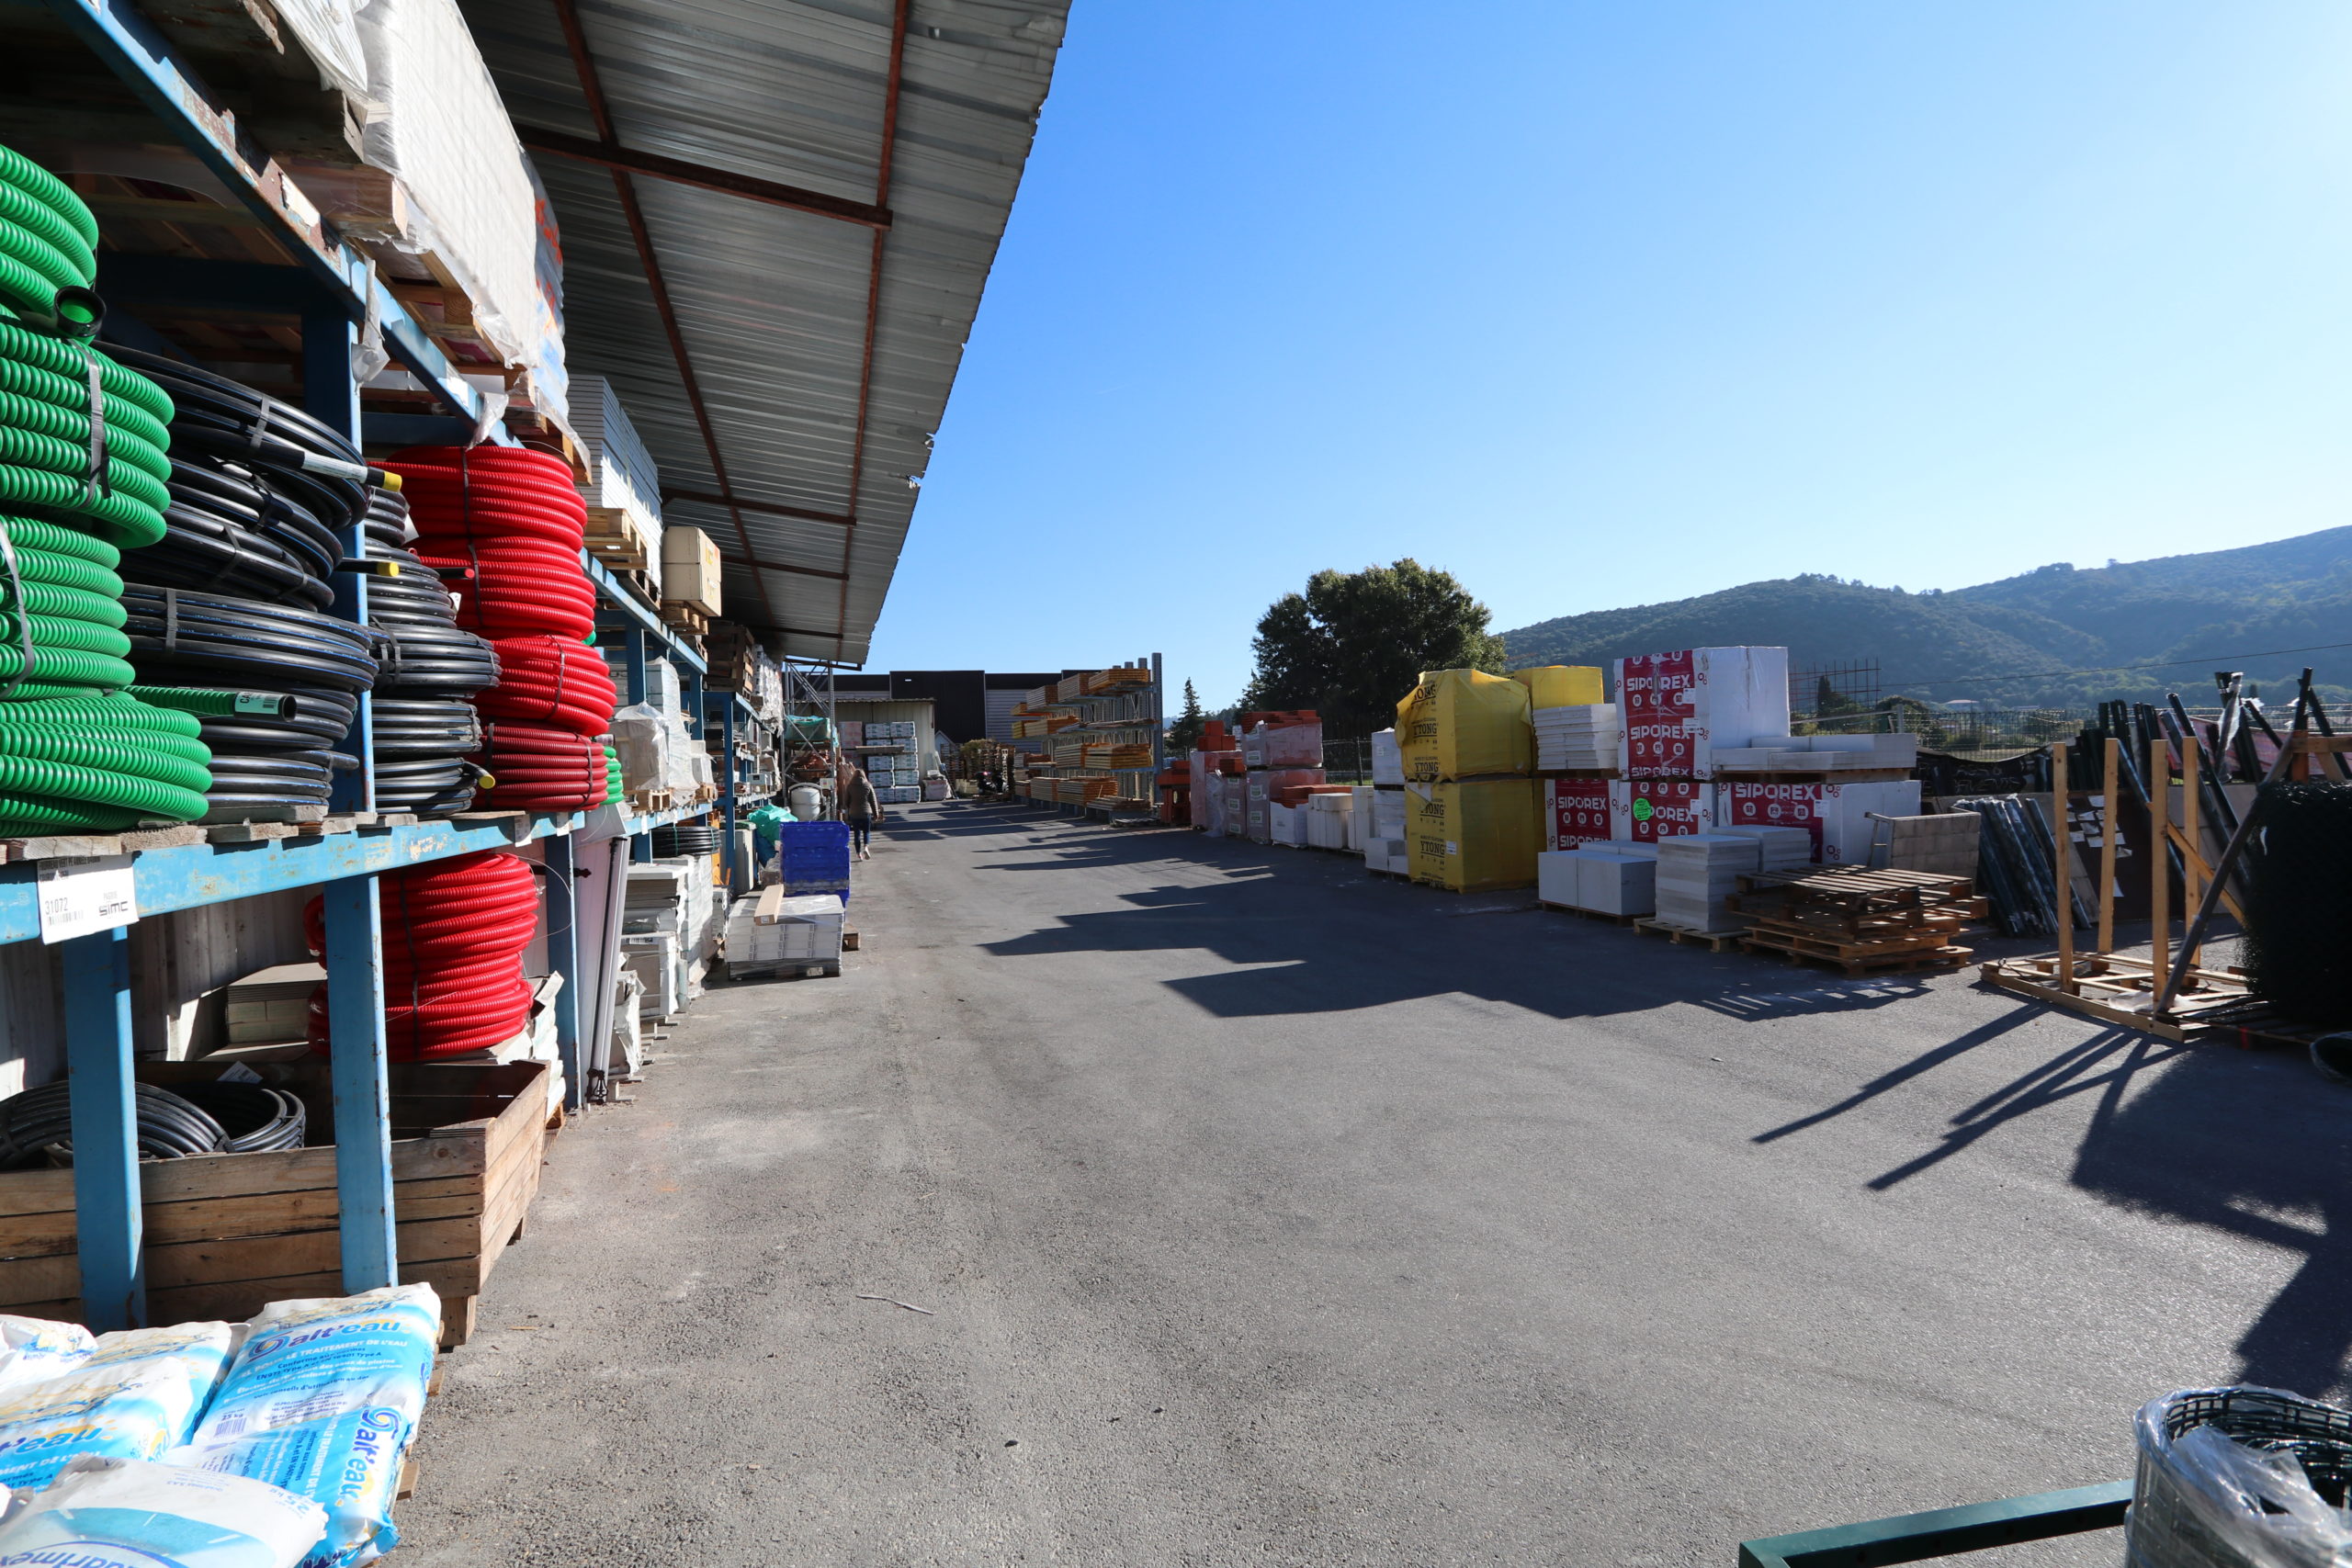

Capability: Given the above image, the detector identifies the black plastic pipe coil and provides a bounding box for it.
[0,1078,304,1167]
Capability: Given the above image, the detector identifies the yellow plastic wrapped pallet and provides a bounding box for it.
[1510,665,1604,709]
[1396,669,1531,782]
[1405,778,1540,892]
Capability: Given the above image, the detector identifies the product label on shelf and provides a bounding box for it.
[36,854,137,944]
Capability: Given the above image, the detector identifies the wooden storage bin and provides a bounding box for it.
[0,1061,549,1347]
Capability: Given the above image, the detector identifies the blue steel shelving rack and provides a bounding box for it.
[24,0,727,1330]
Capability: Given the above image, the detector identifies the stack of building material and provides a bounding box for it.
[1534,705,1619,772]
[1713,732,1919,773]
[1653,834,1762,932]
[1729,868,1977,975]
[1539,846,1661,916]
[1219,773,1249,837]
[1715,825,1814,874]
[1397,670,1531,783]
[724,891,846,975]
[1306,790,1355,850]
[1609,778,1714,842]
[1878,813,1982,876]
[1243,713,1323,770]
[1512,665,1606,711]
[1615,647,1791,780]
[1543,777,1611,851]
[1716,778,1923,864]
[1405,777,1541,892]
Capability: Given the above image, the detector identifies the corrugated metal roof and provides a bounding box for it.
[457,0,1068,664]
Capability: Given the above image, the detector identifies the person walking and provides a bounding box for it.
[842,764,883,861]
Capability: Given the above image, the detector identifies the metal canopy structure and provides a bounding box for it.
[458,0,1069,664]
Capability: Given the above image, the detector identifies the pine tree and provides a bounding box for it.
[1167,679,1206,751]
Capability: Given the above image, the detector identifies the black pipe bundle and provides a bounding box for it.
[2243,782,2352,1026]
[363,491,496,815]
[0,1078,303,1167]
[1951,794,2092,937]
[650,821,719,857]
[119,585,378,820]
[101,345,382,615]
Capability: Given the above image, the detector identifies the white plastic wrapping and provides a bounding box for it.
[0,1455,327,1567]
[354,0,545,372]
[271,0,370,100]
[0,1313,94,1393]
[2128,1387,2352,1568]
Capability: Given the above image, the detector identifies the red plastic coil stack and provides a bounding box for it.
[304,850,540,1058]
[386,446,615,811]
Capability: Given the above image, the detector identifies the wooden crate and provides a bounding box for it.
[0,1061,549,1347]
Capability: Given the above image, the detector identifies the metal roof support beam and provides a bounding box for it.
[732,555,846,581]
[662,488,855,527]
[518,128,891,229]
[548,0,777,626]
[834,0,911,654]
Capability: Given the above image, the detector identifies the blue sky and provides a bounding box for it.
[867,2,2352,707]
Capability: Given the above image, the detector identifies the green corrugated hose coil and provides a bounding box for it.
[0,142,208,829]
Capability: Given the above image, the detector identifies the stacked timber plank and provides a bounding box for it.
[1730,867,1980,976]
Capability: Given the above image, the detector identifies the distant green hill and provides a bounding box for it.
[1498,526,2352,710]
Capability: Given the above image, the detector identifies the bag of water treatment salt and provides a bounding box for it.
[0,1320,233,1490]
[169,1283,439,1568]
[0,1453,326,1566]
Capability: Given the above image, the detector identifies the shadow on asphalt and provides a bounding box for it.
[954,799,2352,1400]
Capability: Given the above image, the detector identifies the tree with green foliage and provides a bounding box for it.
[1242,559,1505,734]
[1166,680,1206,751]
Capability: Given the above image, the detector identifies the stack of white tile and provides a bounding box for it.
[1270,803,1306,847]
[1653,834,1761,931]
[1532,705,1618,772]
[1715,825,1813,874]
[1370,729,1404,786]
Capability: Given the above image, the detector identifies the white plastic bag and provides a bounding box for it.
[0,1454,326,1567]
[172,1284,439,1568]
[0,1321,233,1490]
[0,1313,94,1393]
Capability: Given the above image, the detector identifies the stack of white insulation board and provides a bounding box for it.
[1654,834,1761,932]
[1533,705,1618,772]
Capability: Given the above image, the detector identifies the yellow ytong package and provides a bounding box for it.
[1510,665,1604,710]
[1405,778,1540,892]
[1396,669,1531,783]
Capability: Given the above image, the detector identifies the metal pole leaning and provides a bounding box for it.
[2153,692,2309,1016]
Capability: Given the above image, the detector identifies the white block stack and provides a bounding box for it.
[1370,729,1404,786]
[1533,705,1618,772]
[1653,834,1762,932]
[1578,852,1657,916]
[725,893,845,968]
[1306,792,1354,850]
[1715,824,1813,874]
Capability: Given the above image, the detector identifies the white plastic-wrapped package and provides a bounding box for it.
[0,1455,327,1567]
[354,0,544,372]
[0,1321,234,1490]
[272,0,370,98]
[0,1313,93,1393]
[173,1284,439,1568]
[2127,1386,2352,1568]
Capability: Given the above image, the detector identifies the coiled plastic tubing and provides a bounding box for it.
[0,142,209,829]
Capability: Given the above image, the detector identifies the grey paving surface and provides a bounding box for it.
[399,801,2346,1567]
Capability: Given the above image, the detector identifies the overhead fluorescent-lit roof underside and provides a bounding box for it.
[458,0,1068,664]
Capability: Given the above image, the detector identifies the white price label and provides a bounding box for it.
[36,854,138,944]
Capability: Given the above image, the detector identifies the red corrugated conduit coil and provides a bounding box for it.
[385,447,616,812]
[302,850,539,1058]
[384,446,595,641]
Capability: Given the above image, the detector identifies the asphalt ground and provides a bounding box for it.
[399,800,2346,1566]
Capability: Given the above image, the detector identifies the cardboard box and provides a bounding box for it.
[661,525,723,615]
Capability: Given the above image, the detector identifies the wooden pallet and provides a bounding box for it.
[1743,931,1973,977]
[1739,915,1962,956]
[725,959,842,981]
[584,506,655,572]
[1977,953,2250,1042]
[1538,901,1642,926]
[660,601,710,637]
[1634,918,1748,952]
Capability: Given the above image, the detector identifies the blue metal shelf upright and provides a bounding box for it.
[17,0,731,1330]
